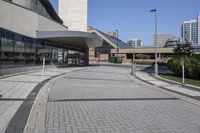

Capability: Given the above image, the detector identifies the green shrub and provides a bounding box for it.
[168,55,200,80]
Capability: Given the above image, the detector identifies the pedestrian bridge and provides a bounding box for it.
[111,47,174,54]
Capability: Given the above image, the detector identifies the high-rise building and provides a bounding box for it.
[58,0,88,32]
[181,13,200,45]
[153,34,175,47]
[131,38,144,48]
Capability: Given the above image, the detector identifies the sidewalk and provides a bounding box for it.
[136,71,200,100]
[0,67,86,133]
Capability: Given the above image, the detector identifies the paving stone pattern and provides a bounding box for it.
[0,67,81,133]
[46,66,200,133]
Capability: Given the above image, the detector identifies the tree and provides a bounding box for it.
[174,41,192,56]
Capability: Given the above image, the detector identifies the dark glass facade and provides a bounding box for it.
[191,22,198,44]
[8,0,62,24]
[183,23,190,42]
[0,27,86,71]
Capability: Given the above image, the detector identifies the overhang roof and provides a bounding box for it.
[36,31,103,52]
[88,26,131,49]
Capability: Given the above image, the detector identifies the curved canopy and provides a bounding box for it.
[36,30,103,52]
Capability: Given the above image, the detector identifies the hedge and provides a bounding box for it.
[168,55,200,80]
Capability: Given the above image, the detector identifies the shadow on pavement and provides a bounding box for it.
[63,77,132,82]
[51,97,179,102]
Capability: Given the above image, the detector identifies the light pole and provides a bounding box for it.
[150,9,158,76]
[115,30,119,62]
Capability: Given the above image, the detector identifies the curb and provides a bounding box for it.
[156,75,200,90]
[23,67,89,133]
[130,73,200,107]
[0,67,57,79]
[0,65,57,79]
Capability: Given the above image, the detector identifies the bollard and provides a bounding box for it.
[131,63,137,76]
[134,63,137,76]
[131,63,134,75]
[42,57,45,81]
[181,60,185,84]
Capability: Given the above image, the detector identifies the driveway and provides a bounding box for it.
[46,66,200,133]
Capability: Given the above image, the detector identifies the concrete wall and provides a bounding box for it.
[100,54,109,61]
[0,0,38,37]
[38,15,68,32]
[12,0,31,7]
[59,0,88,32]
[0,0,68,38]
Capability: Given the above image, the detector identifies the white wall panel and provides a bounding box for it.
[0,0,67,38]
[38,15,68,32]
[59,0,88,32]
[0,0,38,37]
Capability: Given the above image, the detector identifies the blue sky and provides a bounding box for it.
[49,0,58,12]
[51,0,200,45]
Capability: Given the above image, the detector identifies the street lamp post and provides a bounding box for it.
[115,30,119,62]
[150,9,158,76]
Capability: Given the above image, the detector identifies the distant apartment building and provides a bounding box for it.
[181,13,200,45]
[153,34,175,47]
[164,38,180,48]
[131,38,144,48]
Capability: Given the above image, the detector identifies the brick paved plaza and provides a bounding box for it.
[45,66,200,133]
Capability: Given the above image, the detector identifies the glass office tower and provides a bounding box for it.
[181,15,200,45]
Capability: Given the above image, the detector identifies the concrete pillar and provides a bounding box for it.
[159,53,161,60]
[131,53,136,76]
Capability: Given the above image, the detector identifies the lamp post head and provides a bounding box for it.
[150,9,157,12]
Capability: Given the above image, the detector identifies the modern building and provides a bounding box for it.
[88,27,176,63]
[181,16,199,45]
[131,38,144,48]
[0,0,102,75]
[88,26,131,62]
[153,34,175,47]
[58,0,88,32]
[164,38,180,48]
[107,32,117,38]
